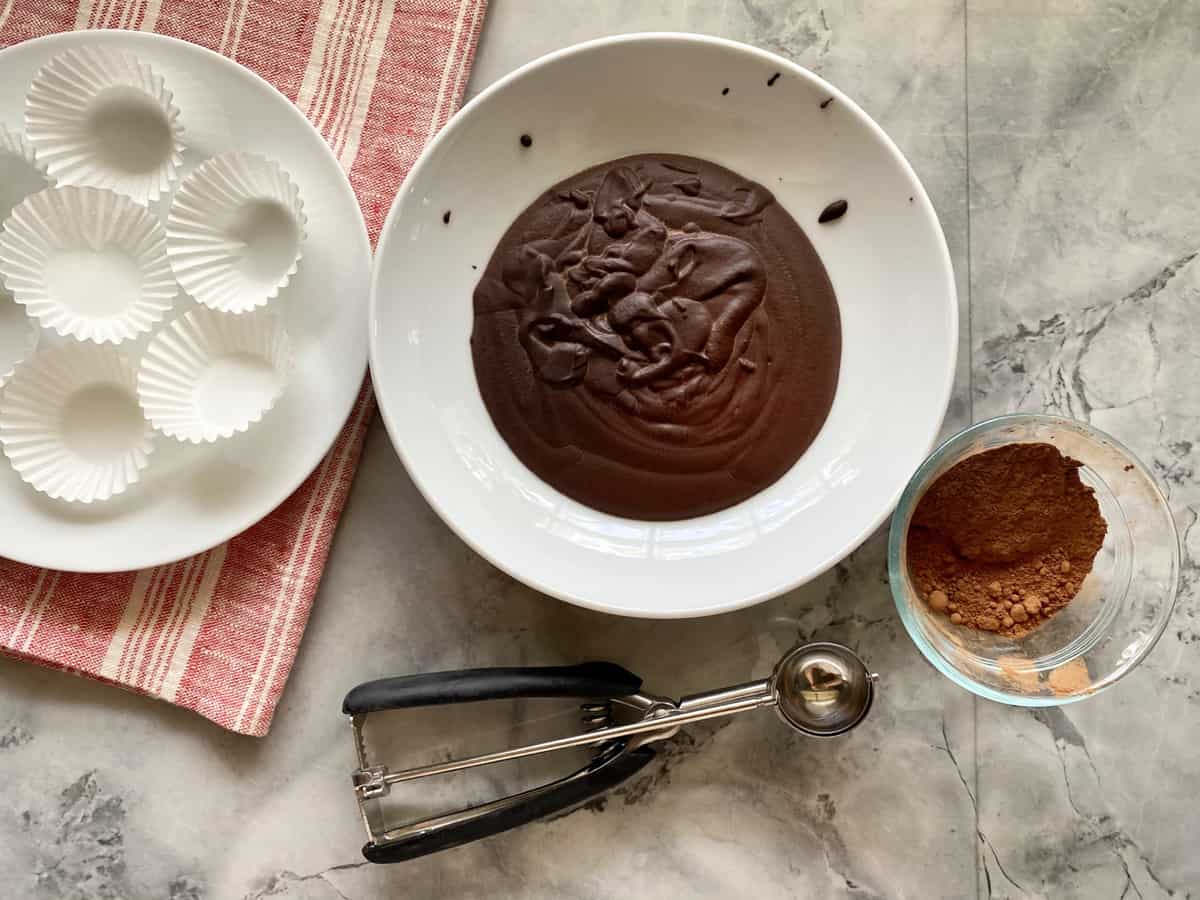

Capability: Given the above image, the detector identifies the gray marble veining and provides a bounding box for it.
[1,1,1196,898]
[969,3,1200,896]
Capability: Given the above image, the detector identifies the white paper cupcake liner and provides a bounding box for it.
[0,186,179,344]
[137,307,292,443]
[0,293,39,387]
[0,124,52,224]
[0,343,155,503]
[25,46,184,204]
[166,152,306,314]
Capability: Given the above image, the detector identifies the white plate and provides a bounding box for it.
[0,31,369,572]
[370,34,957,618]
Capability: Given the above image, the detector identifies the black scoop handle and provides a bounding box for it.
[342,661,642,714]
[362,745,656,863]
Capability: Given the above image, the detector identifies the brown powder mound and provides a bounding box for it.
[907,442,1107,638]
[1048,658,1092,695]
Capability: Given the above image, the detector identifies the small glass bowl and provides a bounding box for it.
[888,414,1179,706]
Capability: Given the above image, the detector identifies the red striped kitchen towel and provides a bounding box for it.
[0,0,488,736]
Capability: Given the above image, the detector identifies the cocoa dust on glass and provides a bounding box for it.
[906,442,1107,638]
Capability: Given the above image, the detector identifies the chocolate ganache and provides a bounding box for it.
[470,154,841,520]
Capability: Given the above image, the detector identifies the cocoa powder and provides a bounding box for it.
[1048,658,1092,695]
[907,442,1107,638]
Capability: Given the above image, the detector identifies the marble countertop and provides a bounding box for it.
[3,1,1198,897]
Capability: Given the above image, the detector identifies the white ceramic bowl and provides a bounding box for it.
[370,34,958,618]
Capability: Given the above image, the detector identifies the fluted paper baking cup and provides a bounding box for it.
[0,294,39,387]
[25,46,184,204]
[0,186,178,344]
[138,307,292,443]
[166,153,306,314]
[0,343,155,503]
[0,125,41,383]
[0,124,52,224]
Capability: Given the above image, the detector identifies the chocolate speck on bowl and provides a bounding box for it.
[818,199,848,223]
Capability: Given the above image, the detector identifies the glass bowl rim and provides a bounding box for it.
[887,412,1181,707]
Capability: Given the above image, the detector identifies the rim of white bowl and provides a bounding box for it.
[370,32,959,618]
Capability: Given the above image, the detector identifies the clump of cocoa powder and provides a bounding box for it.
[907,442,1107,637]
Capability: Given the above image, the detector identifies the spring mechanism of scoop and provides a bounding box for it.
[580,700,613,734]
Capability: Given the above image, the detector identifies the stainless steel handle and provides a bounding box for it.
[364,680,776,791]
[678,679,773,712]
[361,742,657,863]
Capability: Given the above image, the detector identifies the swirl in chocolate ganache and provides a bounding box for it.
[471,154,841,520]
